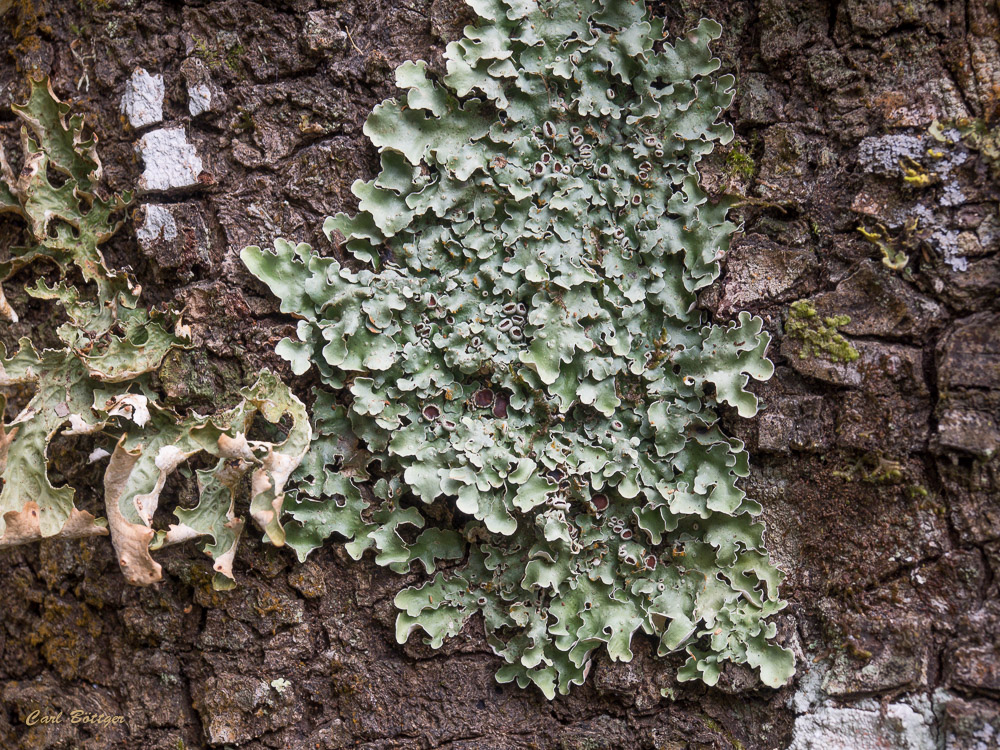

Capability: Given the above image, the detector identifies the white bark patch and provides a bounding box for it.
[188,83,213,117]
[136,127,204,192]
[136,204,178,247]
[789,703,936,750]
[120,68,164,129]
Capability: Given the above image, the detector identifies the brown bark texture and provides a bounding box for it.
[0,0,999,748]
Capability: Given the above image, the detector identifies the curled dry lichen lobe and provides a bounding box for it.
[0,76,309,591]
[244,0,794,697]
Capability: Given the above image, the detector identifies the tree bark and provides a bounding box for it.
[1,0,998,748]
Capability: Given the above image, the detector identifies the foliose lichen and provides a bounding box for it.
[0,76,308,590]
[784,301,859,364]
[244,0,793,696]
[857,221,912,272]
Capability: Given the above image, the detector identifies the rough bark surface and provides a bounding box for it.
[1,0,998,748]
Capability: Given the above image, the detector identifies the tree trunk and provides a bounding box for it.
[1,0,998,748]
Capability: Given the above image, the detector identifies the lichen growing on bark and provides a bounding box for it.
[0,76,308,590]
[784,301,860,363]
[245,0,793,697]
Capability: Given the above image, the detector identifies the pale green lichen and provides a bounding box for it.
[0,76,307,590]
[244,0,793,697]
[785,301,860,363]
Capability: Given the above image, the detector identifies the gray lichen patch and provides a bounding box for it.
[852,124,994,273]
[120,68,164,129]
[787,674,994,750]
[136,126,206,192]
[911,204,968,272]
[858,134,925,176]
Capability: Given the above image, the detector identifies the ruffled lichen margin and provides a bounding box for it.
[0,76,310,591]
[243,0,794,697]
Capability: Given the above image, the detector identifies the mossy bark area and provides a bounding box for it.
[1,1,998,748]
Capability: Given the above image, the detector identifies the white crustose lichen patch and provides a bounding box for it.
[120,67,164,129]
[136,126,204,192]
